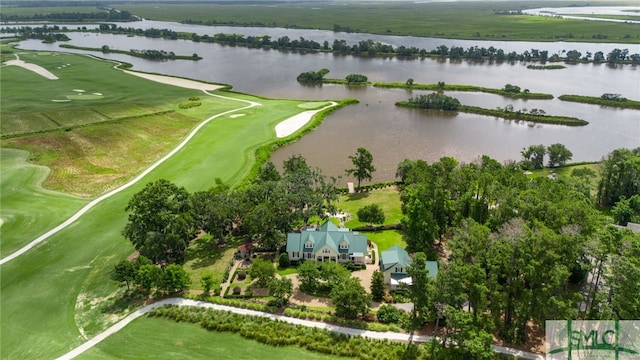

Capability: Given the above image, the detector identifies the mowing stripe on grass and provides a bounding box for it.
[0,90,260,265]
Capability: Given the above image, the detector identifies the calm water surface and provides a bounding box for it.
[16,26,640,183]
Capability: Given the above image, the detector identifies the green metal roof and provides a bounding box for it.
[286,221,367,254]
[380,245,438,277]
[380,245,411,272]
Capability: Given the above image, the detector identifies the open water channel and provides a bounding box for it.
[14,20,640,183]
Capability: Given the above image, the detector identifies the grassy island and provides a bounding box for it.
[59,44,202,61]
[396,95,589,126]
[374,81,554,99]
[559,94,640,110]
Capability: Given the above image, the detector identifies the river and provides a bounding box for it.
[13,22,640,184]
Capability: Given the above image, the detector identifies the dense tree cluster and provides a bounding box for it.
[110,255,191,295]
[597,148,640,207]
[345,73,368,84]
[123,156,338,264]
[520,143,573,169]
[406,93,461,111]
[296,68,330,84]
[396,151,640,345]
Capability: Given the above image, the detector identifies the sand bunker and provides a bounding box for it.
[4,59,58,80]
[124,71,223,91]
[73,89,85,93]
[275,102,337,138]
[230,114,246,118]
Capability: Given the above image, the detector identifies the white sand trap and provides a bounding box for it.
[93,93,103,96]
[52,99,71,102]
[230,114,246,118]
[275,102,337,138]
[73,89,85,93]
[124,70,223,91]
[4,59,58,80]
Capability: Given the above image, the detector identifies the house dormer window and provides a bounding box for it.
[340,241,349,250]
[322,248,330,254]
[395,267,403,273]
[305,241,313,249]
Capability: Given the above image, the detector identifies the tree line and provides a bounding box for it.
[396,149,640,345]
[0,9,136,23]
[6,24,638,66]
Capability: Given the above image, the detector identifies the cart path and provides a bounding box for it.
[55,297,544,360]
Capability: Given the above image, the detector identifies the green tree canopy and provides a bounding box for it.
[547,143,573,168]
[123,179,195,264]
[520,144,546,170]
[331,277,371,319]
[357,204,385,225]
[597,148,640,207]
[249,258,276,287]
[345,147,376,191]
[297,260,321,292]
[268,276,294,307]
[370,269,386,302]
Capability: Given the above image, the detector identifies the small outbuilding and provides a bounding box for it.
[380,245,438,290]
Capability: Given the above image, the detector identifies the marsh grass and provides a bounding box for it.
[116,1,640,43]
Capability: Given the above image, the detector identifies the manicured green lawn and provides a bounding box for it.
[367,230,406,253]
[1,49,200,135]
[0,148,88,257]
[337,187,403,228]
[77,316,343,359]
[529,163,601,180]
[0,53,335,359]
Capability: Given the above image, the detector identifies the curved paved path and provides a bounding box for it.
[0,88,259,265]
[55,297,543,360]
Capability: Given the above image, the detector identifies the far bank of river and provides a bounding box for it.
[14,24,640,184]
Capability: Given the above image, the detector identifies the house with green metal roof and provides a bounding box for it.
[286,221,368,265]
[380,245,438,289]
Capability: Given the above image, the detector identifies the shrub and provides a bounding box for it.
[178,101,201,109]
[376,304,402,324]
[278,253,290,268]
[188,96,200,101]
[345,73,368,84]
[345,261,355,271]
[237,270,247,281]
[233,286,241,295]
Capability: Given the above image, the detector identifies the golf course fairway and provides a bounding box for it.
[0,50,341,359]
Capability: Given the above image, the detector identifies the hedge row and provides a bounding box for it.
[178,101,201,109]
[184,293,272,312]
[336,181,399,194]
[148,305,425,359]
